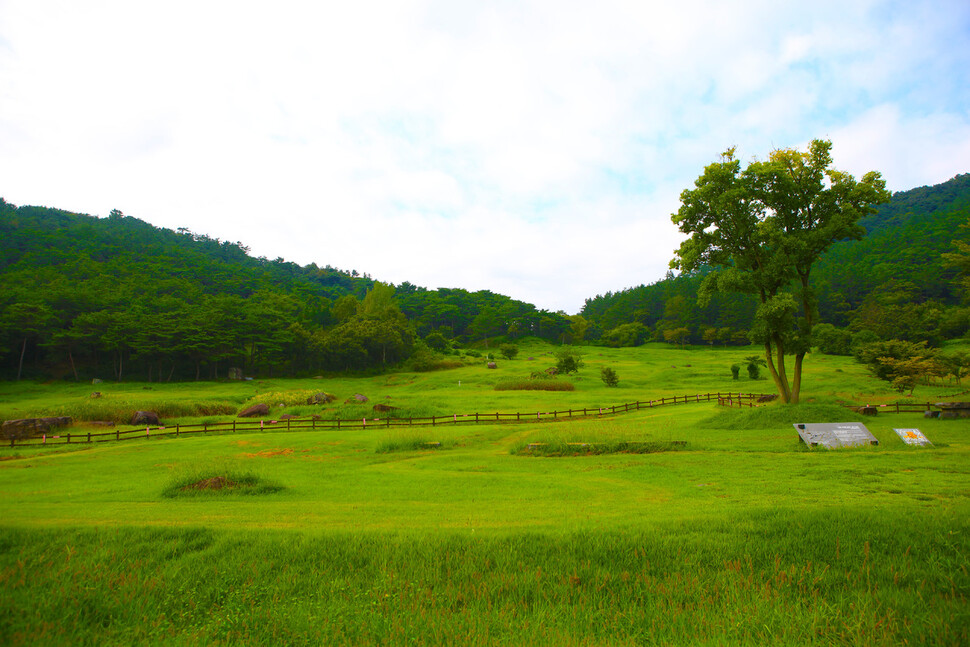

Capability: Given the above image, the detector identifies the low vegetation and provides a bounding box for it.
[0,343,967,645]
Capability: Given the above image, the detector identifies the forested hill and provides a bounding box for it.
[581,173,970,347]
[0,201,572,381]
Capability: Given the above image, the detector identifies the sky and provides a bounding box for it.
[2,1,969,314]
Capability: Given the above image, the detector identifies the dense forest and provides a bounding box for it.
[582,173,970,349]
[1,172,968,381]
[0,201,575,380]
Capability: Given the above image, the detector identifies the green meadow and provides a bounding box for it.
[1,343,968,645]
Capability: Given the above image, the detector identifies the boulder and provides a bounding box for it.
[2,417,72,438]
[238,403,270,418]
[345,394,368,404]
[373,403,397,412]
[307,392,336,405]
[757,394,779,403]
[487,362,497,369]
[90,392,102,399]
[280,414,298,419]
[130,411,160,426]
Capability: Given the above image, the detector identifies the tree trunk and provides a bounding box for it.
[764,338,792,403]
[68,349,78,381]
[16,337,27,380]
[790,352,806,404]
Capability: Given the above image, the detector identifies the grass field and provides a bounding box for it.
[1,343,968,645]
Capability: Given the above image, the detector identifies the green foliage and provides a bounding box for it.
[730,364,741,380]
[812,323,852,355]
[554,347,584,374]
[601,322,649,347]
[499,343,519,360]
[671,139,890,403]
[744,355,766,380]
[854,339,940,394]
[600,366,619,387]
[584,174,970,353]
[424,330,450,351]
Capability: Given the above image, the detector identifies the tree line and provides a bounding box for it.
[0,202,579,380]
[582,172,970,351]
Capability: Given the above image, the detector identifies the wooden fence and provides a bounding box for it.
[5,391,773,448]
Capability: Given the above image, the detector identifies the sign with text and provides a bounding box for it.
[893,428,932,446]
[794,422,879,449]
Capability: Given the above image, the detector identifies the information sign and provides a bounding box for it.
[893,428,932,446]
[793,422,879,448]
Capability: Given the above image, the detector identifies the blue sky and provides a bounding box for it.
[2,0,969,313]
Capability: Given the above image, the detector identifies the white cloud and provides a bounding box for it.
[1,0,968,313]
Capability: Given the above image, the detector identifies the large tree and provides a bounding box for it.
[671,139,889,403]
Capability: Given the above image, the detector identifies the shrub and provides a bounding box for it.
[600,367,619,387]
[499,343,519,360]
[730,364,741,380]
[554,348,584,374]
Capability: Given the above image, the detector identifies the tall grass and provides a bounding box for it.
[0,508,965,646]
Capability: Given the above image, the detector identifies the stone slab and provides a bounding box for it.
[893,428,932,446]
[793,422,879,449]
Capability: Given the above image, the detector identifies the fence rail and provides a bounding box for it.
[5,392,774,448]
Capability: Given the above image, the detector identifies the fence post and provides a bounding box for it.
[432,415,436,427]
[87,432,91,443]
[67,433,71,444]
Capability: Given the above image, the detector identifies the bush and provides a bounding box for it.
[813,323,852,355]
[730,364,741,380]
[499,343,519,360]
[554,348,584,374]
[600,367,619,387]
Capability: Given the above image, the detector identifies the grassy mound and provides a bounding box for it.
[161,462,284,498]
[495,378,575,391]
[701,403,854,430]
[375,437,446,453]
[512,439,686,456]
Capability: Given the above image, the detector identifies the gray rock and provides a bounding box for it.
[130,411,160,426]
[307,392,336,405]
[2,417,72,438]
[238,403,270,418]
